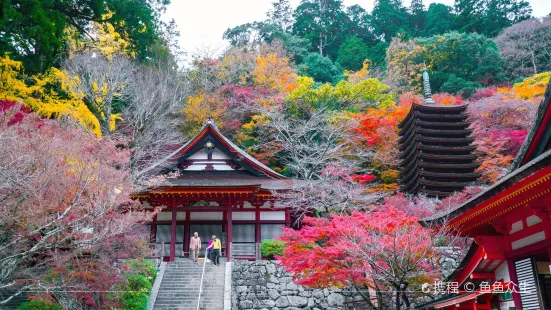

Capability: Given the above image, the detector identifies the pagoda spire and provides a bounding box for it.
[423,63,435,104]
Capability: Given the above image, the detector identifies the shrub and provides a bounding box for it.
[118,259,157,310]
[125,258,157,282]
[17,300,61,310]
[121,274,152,310]
[261,239,285,260]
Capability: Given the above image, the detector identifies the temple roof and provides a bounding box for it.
[141,119,285,179]
[165,171,307,190]
[138,119,303,193]
[420,145,551,227]
[511,78,551,169]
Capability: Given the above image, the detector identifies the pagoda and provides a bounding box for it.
[398,68,480,198]
[417,78,551,310]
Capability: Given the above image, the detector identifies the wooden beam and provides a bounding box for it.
[470,273,495,281]
[474,236,505,260]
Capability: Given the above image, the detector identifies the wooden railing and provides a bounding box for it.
[230,242,257,260]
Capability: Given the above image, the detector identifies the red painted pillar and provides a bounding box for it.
[285,209,291,227]
[255,204,261,243]
[183,214,190,258]
[507,258,522,308]
[150,213,157,245]
[227,203,232,260]
[169,207,177,262]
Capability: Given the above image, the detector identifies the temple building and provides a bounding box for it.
[419,80,551,310]
[135,119,304,261]
[398,69,480,198]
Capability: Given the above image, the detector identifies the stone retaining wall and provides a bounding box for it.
[231,260,362,310]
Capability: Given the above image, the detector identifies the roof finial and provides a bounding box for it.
[202,117,218,129]
[423,62,435,104]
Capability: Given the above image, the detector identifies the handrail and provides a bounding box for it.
[196,246,208,310]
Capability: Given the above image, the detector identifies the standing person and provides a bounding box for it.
[189,232,201,263]
[206,238,213,262]
[211,235,222,266]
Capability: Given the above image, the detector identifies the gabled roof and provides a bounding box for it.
[138,119,286,180]
[510,78,551,169]
[420,79,551,227]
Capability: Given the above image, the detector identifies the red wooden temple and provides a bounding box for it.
[135,119,304,261]
[420,80,551,309]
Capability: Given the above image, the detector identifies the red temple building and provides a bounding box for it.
[135,119,303,262]
[398,69,480,198]
[419,80,551,309]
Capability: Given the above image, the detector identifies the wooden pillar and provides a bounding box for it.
[255,203,261,243]
[150,213,157,245]
[169,207,177,262]
[184,210,190,257]
[285,208,291,227]
[507,258,523,308]
[227,201,232,260]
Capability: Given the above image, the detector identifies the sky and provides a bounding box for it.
[162,0,551,58]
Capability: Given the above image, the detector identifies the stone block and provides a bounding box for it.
[327,293,345,306]
[275,296,289,307]
[287,296,308,307]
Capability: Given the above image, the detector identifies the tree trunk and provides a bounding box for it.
[531,50,538,74]
[395,290,401,310]
[319,32,323,55]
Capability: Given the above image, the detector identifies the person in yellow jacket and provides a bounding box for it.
[207,235,222,265]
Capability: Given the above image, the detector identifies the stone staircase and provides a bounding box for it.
[153,259,226,310]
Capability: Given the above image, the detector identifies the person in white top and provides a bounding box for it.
[189,232,201,262]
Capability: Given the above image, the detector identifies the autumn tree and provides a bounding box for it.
[63,52,135,136]
[469,86,540,183]
[0,103,154,308]
[256,106,370,180]
[0,0,169,73]
[122,58,190,185]
[495,17,551,79]
[278,204,452,310]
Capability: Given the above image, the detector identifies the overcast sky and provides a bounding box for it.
[162,0,551,58]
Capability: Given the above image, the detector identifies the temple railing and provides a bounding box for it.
[196,246,208,310]
[230,242,257,260]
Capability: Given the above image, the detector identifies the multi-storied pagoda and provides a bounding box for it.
[398,69,480,197]
[135,119,304,261]
[418,79,551,310]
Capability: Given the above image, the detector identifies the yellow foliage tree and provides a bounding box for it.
[253,52,298,93]
[511,71,551,99]
[0,55,101,136]
[287,75,395,111]
[182,91,224,136]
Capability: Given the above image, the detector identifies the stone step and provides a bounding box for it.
[153,261,226,310]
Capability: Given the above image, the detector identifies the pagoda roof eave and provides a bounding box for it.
[420,148,551,228]
[398,103,470,129]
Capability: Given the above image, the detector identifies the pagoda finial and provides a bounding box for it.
[423,63,435,104]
